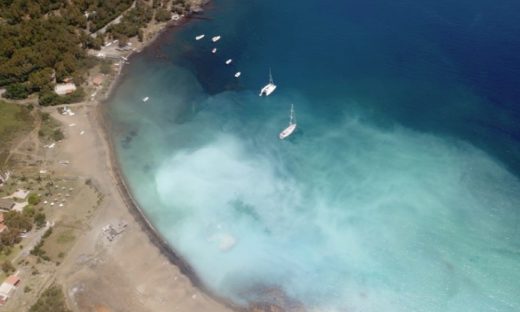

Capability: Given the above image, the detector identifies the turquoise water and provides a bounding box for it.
[107,0,520,310]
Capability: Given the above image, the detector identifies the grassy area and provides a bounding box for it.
[56,228,76,244]
[38,111,63,144]
[0,101,33,165]
[29,285,71,312]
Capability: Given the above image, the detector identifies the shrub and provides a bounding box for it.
[1,261,15,274]
[29,285,72,312]
[52,129,64,141]
[4,83,29,99]
[28,193,41,205]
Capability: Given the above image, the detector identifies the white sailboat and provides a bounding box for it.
[195,34,205,40]
[212,35,221,42]
[259,68,277,96]
[142,96,149,102]
[225,59,232,65]
[212,48,217,54]
[279,104,297,140]
[234,72,241,78]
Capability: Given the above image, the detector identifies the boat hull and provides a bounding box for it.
[259,83,277,96]
[279,123,297,140]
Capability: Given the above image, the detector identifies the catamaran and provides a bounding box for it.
[195,34,205,40]
[212,35,221,42]
[225,59,232,65]
[279,104,297,140]
[259,68,277,96]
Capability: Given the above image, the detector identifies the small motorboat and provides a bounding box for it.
[212,48,217,54]
[225,59,232,65]
[212,36,221,42]
[195,34,205,40]
[235,72,241,78]
[142,97,149,102]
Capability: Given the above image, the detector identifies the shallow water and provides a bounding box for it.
[107,0,520,310]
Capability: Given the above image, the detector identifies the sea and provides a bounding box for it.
[106,0,520,311]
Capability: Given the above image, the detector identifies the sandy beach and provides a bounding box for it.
[39,7,235,311]
[45,101,234,312]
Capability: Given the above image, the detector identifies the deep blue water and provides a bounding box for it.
[107,0,520,311]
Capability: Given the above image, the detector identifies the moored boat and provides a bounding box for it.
[195,34,205,40]
[259,68,277,96]
[279,104,297,140]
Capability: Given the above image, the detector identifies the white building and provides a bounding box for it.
[54,83,77,95]
[0,274,20,305]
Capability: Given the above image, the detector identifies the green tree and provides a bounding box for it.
[4,83,29,99]
[4,211,32,232]
[34,212,46,229]
[155,7,171,22]
[0,228,22,246]
[28,68,54,92]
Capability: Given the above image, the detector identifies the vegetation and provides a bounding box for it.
[28,193,41,205]
[107,2,153,41]
[0,0,194,103]
[0,101,33,163]
[155,7,172,22]
[29,285,71,312]
[1,261,15,274]
[0,209,47,251]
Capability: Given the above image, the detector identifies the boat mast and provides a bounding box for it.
[289,104,295,125]
[269,67,274,84]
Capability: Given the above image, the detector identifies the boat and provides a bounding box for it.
[235,72,241,78]
[279,104,297,140]
[212,48,217,54]
[212,36,221,42]
[259,68,277,96]
[195,34,205,40]
[225,59,232,65]
[142,97,149,102]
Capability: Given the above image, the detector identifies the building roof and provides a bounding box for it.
[0,199,14,211]
[0,283,14,297]
[4,275,19,286]
[54,83,77,95]
[92,74,105,86]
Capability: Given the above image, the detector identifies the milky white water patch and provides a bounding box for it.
[147,115,520,311]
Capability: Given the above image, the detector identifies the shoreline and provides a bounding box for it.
[94,106,244,312]
[90,6,302,311]
[92,8,248,312]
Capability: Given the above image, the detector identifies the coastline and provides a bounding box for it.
[42,5,239,311]
[95,98,243,311]
[84,7,302,311]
